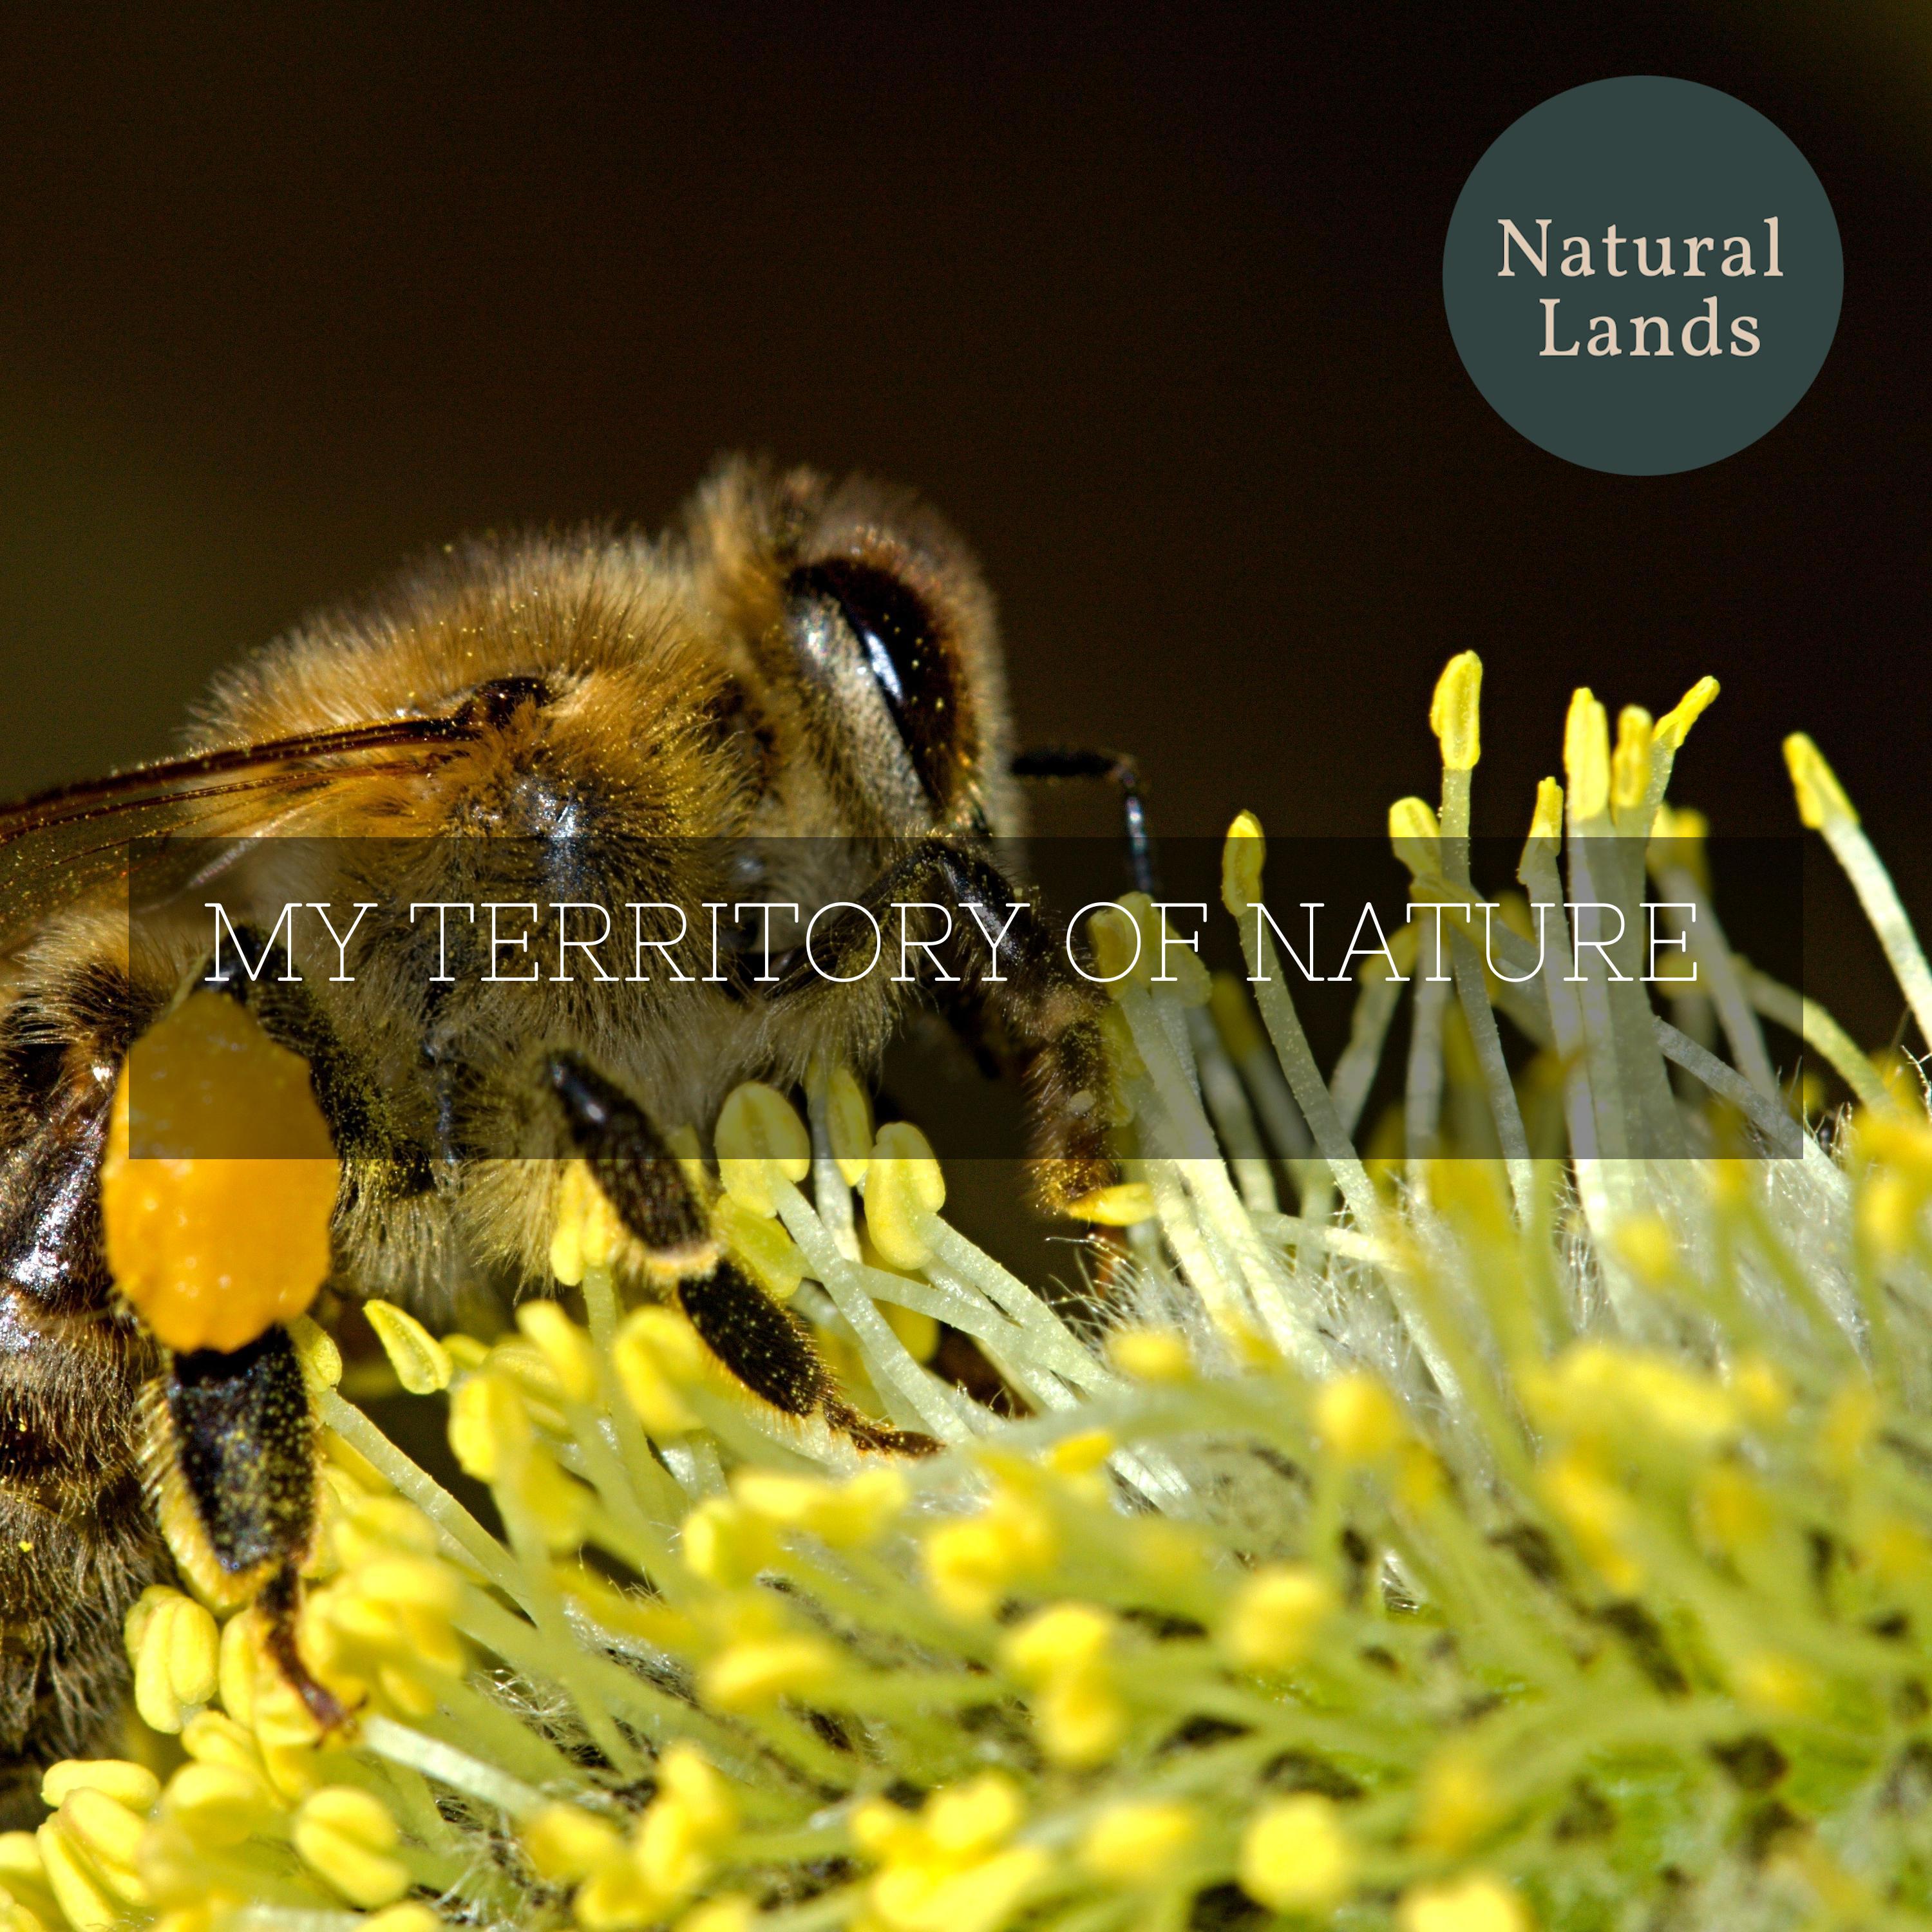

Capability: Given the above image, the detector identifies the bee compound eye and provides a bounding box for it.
[788,560,959,806]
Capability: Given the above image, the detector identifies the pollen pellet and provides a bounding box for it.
[100,991,339,1354]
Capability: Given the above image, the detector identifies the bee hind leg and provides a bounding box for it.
[546,1052,938,1457]
[144,1324,345,1727]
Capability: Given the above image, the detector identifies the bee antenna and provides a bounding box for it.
[1010,746,1159,898]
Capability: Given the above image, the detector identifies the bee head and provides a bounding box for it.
[685,457,1020,844]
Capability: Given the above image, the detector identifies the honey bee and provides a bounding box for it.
[0,457,1141,1814]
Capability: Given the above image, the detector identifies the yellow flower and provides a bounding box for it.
[1079,1801,1198,1886]
[1219,1564,1336,1671]
[1314,1372,1404,1463]
[1238,1795,1353,1910]
[1399,1873,1532,1932]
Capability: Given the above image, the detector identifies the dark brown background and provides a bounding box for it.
[0,3,1924,1054]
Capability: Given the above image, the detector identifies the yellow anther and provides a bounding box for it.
[158,1761,277,1850]
[365,1908,444,1932]
[1692,1464,1771,1557]
[863,1121,947,1269]
[1106,1329,1193,1382]
[924,1774,1024,1858]
[1399,1873,1530,1932]
[1654,674,1720,752]
[1855,1112,1932,1177]
[289,1312,343,1390]
[638,1796,715,1899]
[1066,1181,1154,1226]
[826,1065,875,1186]
[612,1309,703,1437]
[1083,902,1142,985]
[851,1797,922,1861]
[1785,731,1857,829]
[1222,811,1266,910]
[871,1843,1050,1932]
[1859,1171,1922,1259]
[677,1896,753,1932]
[1430,651,1482,772]
[681,1499,777,1587]
[1313,1372,1403,1463]
[1822,1378,1880,1472]
[1002,1602,1112,1680]
[294,1786,408,1909]
[0,1832,58,1932]
[1611,1213,1677,1286]
[1416,1747,1502,1853]
[1208,971,1267,1061]
[34,1819,120,1932]
[490,1333,568,1406]
[1653,803,1709,842]
[1079,1799,1198,1886]
[1539,1348,1735,1448]
[549,1159,629,1287]
[1044,1430,1113,1476]
[1220,1563,1337,1671]
[922,1490,1058,1620]
[349,1554,462,1618]
[1611,705,1653,811]
[1037,1673,1126,1768]
[124,1585,219,1734]
[214,1607,267,1732]
[49,1790,146,1901]
[101,990,339,1354]
[1104,893,1211,1005]
[1539,1450,1640,1593]
[1729,1354,1791,1426]
[715,1083,811,1216]
[732,1466,909,1546]
[448,1369,533,1483]
[1736,1650,1815,1716]
[517,1300,599,1403]
[179,1710,267,1776]
[658,1744,739,1841]
[714,1193,809,1300]
[365,1298,453,1395]
[41,1763,158,1813]
[575,1856,668,1931]
[1238,1795,1353,1911]
[1528,776,1564,846]
[1563,688,1611,822]
[1389,797,1443,876]
[700,1634,837,1710]
[884,1299,940,1361]
[1003,1605,1123,1767]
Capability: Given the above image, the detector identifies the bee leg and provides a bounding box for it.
[546,1053,938,1455]
[1010,745,1157,896]
[770,842,1122,1216]
[143,1324,345,1727]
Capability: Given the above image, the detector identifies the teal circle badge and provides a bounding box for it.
[1443,77,1842,475]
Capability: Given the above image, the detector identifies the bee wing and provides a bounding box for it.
[0,715,482,951]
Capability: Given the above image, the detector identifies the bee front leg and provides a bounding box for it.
[546,1054,936,1455]
[142,1323,345,1728]
[769,842,1124,1217]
